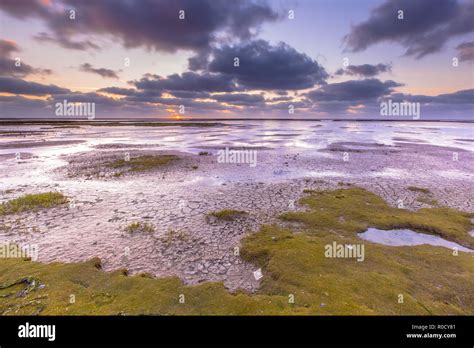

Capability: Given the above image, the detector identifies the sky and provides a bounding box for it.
[0,0,473,120]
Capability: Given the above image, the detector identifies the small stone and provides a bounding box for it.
[253,268,263,280]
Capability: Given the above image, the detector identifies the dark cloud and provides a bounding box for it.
[79,63,119,79]
[0,39,52,77]
[456,41,474,62]
[0,0,278,52]
[130,39,327,99]
[133,72,239,94]
[344,0,474,58]
[266,96,293,102]
[211,93,265,106]
[271,100,311,110]
[188,50,211,71]
[122,94,230,112]
[162,99,228,111]
[0,95,49,108]
[335,63,392,77]
[49,91,178,118]
[381,89,474,119]
[98,87,138,96]
[167,91,211,99]
[35,32,100,51]
[390,89,474,104]
[0,95,51,118]
[435,88,474,104]
[0,90,164,119]
[1,78,471,120]
[204,40,328,90]
[97,86,230,113]
[118,39,328,108]
[307,79,402,103]
[0,76,70,95]
[51,92,121,105]
[0,0,49,18]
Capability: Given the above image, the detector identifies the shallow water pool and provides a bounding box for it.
[358,228,473,252]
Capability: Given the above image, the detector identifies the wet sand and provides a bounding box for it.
[0,121,473,291]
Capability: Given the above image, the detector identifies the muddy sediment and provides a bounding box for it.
[0,122,473,291]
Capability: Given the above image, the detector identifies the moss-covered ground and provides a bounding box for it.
[0,192,67,215]
[106,155,178,174]
[1,188,473,315]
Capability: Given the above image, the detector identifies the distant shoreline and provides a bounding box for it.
[0,118,473,124]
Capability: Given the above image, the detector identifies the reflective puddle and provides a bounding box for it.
[358,228,473,252]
